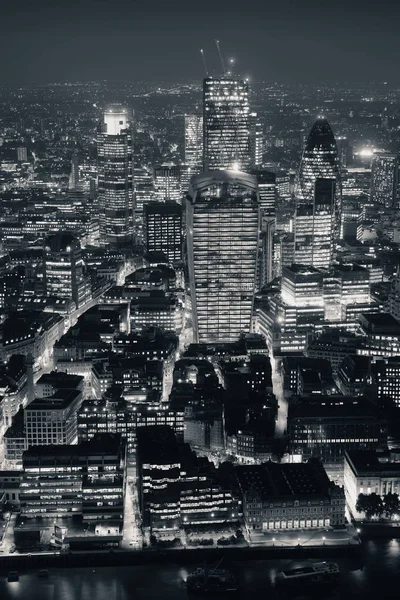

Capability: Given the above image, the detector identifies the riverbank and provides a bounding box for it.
[0,541,363,573]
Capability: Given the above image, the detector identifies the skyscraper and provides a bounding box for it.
[68,152,80,190]
[370,152,399,209]
[203,77,251,172]
[187,171,259,343]
[184,114,203,169]
[298,117,341,238]
[43,232,91,309]
[97,106,134,247]
[249,112,263,168]
[294,178,335,269]
[154,164,181,202]
[134,167,155,241]
[252,170,276,287]
[144,201,183,264]
[17,147,27,162]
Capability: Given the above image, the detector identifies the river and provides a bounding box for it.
[0,540,399,599]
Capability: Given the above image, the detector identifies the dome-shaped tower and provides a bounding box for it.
[298,117,341,238]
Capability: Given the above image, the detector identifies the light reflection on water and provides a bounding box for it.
[1,541,400,600]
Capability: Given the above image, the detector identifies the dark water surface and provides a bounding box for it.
[1,540,400,599]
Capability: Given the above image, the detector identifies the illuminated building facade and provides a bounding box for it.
[17,147,28,162]
[237,461,345,531]
[298,117,341,238]
[249,112,263,168]
[344,450,400,520]
[187,171,259,343]
[137,426,240,533]
[288,395,384,463]
[69,152,80,190]
[43,232,91,309]
[25,389,83,447]
[252,170,276,287]
[370,152,399,209]
[184,114,203,169]
[144,201,182,264]
[97,107,134,247]
[294,178,335,269]
[203,77,250,172]
[134,166,155,240]
[20,434,125,524]
[154,164,181,202]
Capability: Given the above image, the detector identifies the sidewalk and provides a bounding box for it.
[0,513,17,553]
[247,525,360,547]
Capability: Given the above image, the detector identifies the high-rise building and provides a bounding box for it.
[154,164,181,202]
[249,112,263,168]
[25,389,83,447]
[203,77,250,172]
[144,201,183,264]
[336,137,352,168]
[43,231,91,309]
[294,178,335,269]
[134,167,155,241]
[370,152,399,209]
[17,147,27,162]
[252,170,276,219]
[97,106,134,247]
[252,171,276,287]
[69,152,80,190]
[298,117,341,238]
[184,114,203,169]
[187,171,259,343]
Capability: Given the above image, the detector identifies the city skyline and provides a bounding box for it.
[1,0,400,86]
[2,22,400,585]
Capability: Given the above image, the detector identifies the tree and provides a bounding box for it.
[356,493,384,519]
[383,493,400,519]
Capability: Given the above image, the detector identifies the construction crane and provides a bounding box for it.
[215,39,226,75]
[200,49,209,76]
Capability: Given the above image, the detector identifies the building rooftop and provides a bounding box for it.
[236,460,331,499]
[136,425,180,466]
[26,388,82,411]
[36,371,84,390]
[289,395,378,419]
[23,433,123,459]
[359,312,400,334]
[45,231,79,252]
[346,450,400,474]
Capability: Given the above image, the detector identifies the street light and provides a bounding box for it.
[272,537,275,546]
[323,536,326,546]
[297,537,301,546]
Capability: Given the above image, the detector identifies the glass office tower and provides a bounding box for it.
[294,178,335,269]
[97,106,134,247]
[187,171,259,343]
[370,152,399,209]
[298,117,341,238]
[185,114,203,168]
[203,77,251,172]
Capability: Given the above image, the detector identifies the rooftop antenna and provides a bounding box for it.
[215,39,226,75]
[200,49,209,76]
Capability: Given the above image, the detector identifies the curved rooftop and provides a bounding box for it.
[45,231,79,253]
[304,117,337,153]
[189,170,258,196]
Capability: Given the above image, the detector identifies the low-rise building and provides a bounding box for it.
[136,426,240,534]
[288,395,386,464]
[236,460,345,531]
[344,450,400,519]
[25,388,83,447]
[20,433,125,527]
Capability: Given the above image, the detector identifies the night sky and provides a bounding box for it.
[1,0,399,86]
